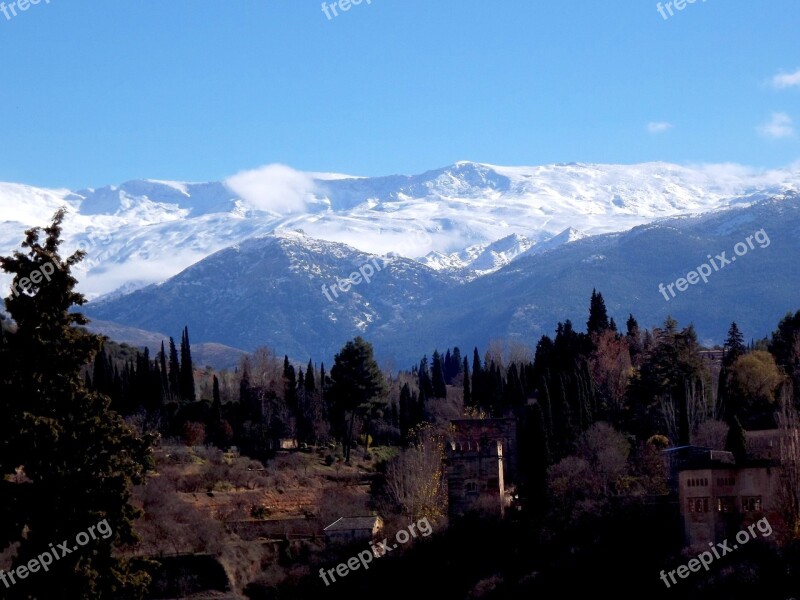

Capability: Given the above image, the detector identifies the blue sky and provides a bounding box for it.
[0,0,798,188]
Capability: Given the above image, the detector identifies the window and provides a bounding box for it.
[465,481,478,495]
[717,476,735,486]
[716,497,735,513]
[742,496,762,512]
[688,497,709,513]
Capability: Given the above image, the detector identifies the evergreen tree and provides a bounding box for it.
[725,416,748,464]
[399,382,413,440]
[158,340,169,402]
[213,374,221,407]
[431,350,447,399]
[472,347,483,408]
[626,314,639,337]
[587,288,610,336]
[451,347,463,381]
[418,355,434,399]
[723,322,747,368]
[283,356,297,405]
[0,209,154,598]
[329,337,387,461]
[168,336,180,401]
[179,326,195,402]
[305,359,316,393]
[463,356,472,408]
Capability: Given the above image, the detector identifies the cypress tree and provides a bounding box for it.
[168,336,180,401]
[305,359,316,393]
[463,356,472,408]
[431,350,447,399]
[179,326,195,402]
[472,347,483,409]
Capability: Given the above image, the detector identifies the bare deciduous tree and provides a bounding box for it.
[384,424,446,521]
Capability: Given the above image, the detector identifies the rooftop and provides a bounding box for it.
[323,516,381,532]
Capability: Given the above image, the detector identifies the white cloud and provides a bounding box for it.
[647,121,673,134]
[757,112,795,139]
[225,164,319,214]
[770,68,800,89]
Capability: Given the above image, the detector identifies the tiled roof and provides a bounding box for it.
[324,516,381,532]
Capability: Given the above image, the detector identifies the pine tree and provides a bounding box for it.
[330,338,387,461]
[0,209,154,598]
[723,322,746,368]
[587,288,610,336]
[626,314,639,337]
[180,326,195,402]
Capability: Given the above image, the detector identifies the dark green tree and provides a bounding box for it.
[463,356,472,408]
[329,337,387,461]
[431,350,447,399]
[168,336,180,401]
[0,209,154,599]
[179,326,195,402]
[725,416,748,464]
[723,322,747,368]
[587,288,610,336]
[305,359,316,393]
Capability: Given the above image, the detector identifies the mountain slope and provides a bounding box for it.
[85,192,800,366]
[4,161,800,298]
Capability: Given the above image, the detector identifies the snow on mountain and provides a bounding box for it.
[84,192,800,366]
[2,161,800,298]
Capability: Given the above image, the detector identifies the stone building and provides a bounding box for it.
[323,515,384,546]
[674,429,786,547]
[445,419,518,519]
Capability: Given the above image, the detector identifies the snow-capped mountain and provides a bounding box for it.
[84,192,800,367]
[2,161,800,298]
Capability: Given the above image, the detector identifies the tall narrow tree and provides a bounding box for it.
[180,326,195,402]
